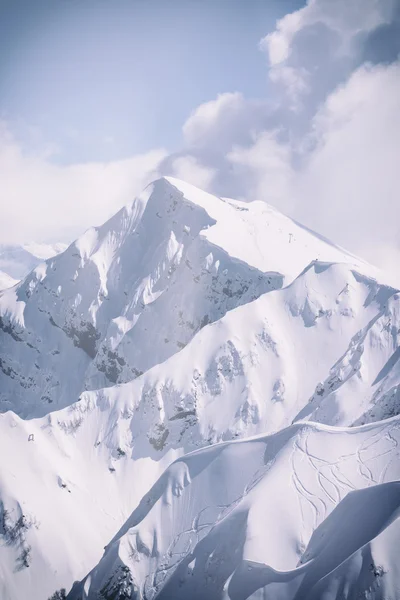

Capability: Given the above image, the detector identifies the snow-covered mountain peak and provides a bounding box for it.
[1,177,376,418]
[1,178,400,600]
[160,177,371,280]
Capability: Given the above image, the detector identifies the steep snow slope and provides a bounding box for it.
[295,282,400,427]
[1,407,399,600]
[0,243,66,281]
[67,417,400,600]
[0,177,367,418]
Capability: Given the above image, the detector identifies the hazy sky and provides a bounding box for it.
[1,0,400,280]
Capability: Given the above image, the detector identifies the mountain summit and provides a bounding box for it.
[0,177,369,418]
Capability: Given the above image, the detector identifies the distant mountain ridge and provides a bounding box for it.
[0,270,18,291]
[0,242,67,284]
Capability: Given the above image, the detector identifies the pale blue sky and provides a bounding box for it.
[0,0,302,163]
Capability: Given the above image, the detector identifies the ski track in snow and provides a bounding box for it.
[143,460,278,598]
[140,420,400,599]
[378,425,400,483]
[291,437,326,530]
[291,423,400,537]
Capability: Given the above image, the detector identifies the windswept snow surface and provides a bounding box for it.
[0,178,399,600]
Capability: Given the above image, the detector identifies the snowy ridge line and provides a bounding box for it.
[285,257,399,293]
[121,411,400,462]
[2,386,398,447]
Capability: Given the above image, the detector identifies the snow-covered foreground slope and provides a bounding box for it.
[1,178,400,600]
[67,418,400,600]
[1,405,399,600]
[0,177,369,418]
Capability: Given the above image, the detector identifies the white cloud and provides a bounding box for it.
[261,9,304,66]
[0,124,166,244]
[183,93,246,146]
[268,66,309,109]
[181,92,268,153]
[171,155,216,191]
[259,0,395,106]
[261,0,393,67]
[226,131,293,210]
[294,61,400,276]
